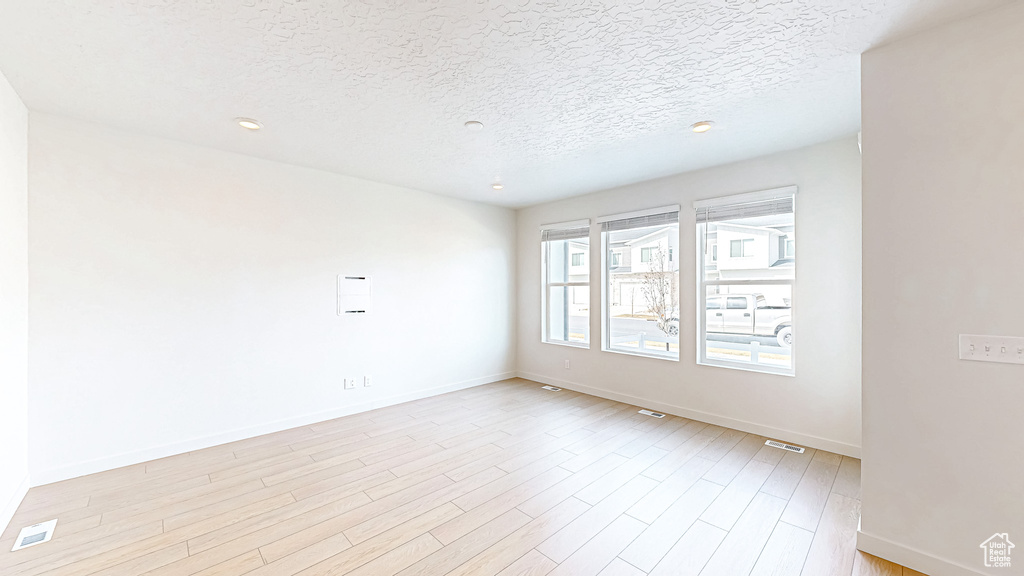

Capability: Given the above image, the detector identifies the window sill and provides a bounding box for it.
[603,347,679,362]
[697,359,794,377]
[542,340,590,349]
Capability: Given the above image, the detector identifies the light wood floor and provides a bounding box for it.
[2,378,924,576]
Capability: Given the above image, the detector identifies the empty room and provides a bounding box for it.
[1,1,1021,575]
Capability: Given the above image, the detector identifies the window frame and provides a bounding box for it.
[695,187,797,376]
[599,205,681,362]
[541,219,591,348]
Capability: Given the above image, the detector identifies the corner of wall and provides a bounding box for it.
[1,475,30,535]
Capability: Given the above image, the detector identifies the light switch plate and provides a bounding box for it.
[959,334,1024,365]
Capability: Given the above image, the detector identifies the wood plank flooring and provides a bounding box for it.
[1,378,924,576]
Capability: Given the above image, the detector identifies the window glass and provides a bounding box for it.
[697,192,794,374]
[543,229,590,346]
[603,211,679,360]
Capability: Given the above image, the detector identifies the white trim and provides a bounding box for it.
[596,205,680,223]
[857,530,985,576]
[703,279,793,286]
[1,475,31,537]
[602,347,680,362]
[539,218,590,231]
[541,340,590,350]
[696,358,795,377]
[516,371,860,458]
[30,372,515,486]
[693,186,798,209]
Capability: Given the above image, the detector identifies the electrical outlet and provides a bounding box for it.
[363,376,372,387]
[564,360,570,370]
[344,377,356,390]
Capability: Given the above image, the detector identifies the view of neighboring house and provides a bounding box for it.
[608,225,679,319]
[704,217,794,306]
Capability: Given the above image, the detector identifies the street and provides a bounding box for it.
[567,315,786,348]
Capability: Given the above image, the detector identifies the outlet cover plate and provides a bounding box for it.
[959,334,1024,365]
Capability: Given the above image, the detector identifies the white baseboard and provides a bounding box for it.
[1,475,31,536]
[31,371,515,486]
[857,529,985,576]
[516,371,861,458]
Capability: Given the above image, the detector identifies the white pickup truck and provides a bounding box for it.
[706,293,792,348]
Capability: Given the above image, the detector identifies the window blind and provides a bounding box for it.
[600,210,678,232]
[541,225,589,242]
[694,187,796,224]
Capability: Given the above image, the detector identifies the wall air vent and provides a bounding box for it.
[638,409,665,418]
[541,386,561,391]
[12,519,58,552]
[765,440,806,453]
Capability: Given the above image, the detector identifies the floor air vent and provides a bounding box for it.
[765,440,806,454]
[541,386,561,391]
[638,409,665,418]
[11,519,57,552]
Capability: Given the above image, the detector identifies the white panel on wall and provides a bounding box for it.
[338,275,371,315]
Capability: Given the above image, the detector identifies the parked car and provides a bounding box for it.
[663,293,792,347]
[707,293,791,347]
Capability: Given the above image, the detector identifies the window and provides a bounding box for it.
[542,220,590,346]
[696,187,795,375]
[600,206,680,360]
[611,252,621,267]
[730,238,754,257]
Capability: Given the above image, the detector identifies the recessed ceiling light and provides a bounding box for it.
[236,117,263,130]
[691,121,714,133]
[492,183,504,191]
[464,121,484,131]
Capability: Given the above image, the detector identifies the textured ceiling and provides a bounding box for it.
[0,0,1009,206]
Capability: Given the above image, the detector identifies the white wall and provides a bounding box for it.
[0,70,30,531]
[27,114,517,484]
[517,137,862,455]
[860,4,1024,575]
